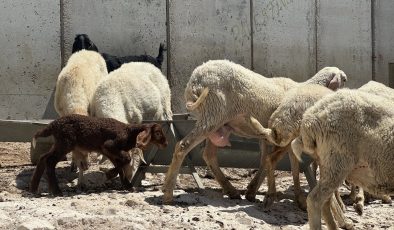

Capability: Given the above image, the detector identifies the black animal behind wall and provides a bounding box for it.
[72,34,166,72]
[72,34,99,53]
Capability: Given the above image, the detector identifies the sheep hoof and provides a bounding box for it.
[382,195,392,204]
[29,184,38,194]
[162,193,174,205]
[77,182,87,191]
[263,193,277,208]
[354,203,364,216]
[245,191,257,202]
[296,194,307,211]
[105,169,119,180]
[340,219,355,230]
[227,191,241,200]
[51,190,63,197]
[70,162,77,173]
[245,194,256,202]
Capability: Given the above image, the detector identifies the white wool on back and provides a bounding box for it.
[54,50,107,116]
[91,62,172,123]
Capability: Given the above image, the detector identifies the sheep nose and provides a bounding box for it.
[160,141,169,149]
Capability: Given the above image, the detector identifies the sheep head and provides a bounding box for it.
[136,123,168,150]
[72,34,99,53]
[306,67,348,91]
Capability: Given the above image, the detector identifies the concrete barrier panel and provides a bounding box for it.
[63,0,167,75]
[374,0,394,85]
[0,1,61,119]
[253,0,316,81]
[169,0,251,113]
[317,0,372,88]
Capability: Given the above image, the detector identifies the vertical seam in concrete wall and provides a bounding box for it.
[60,0,65,68]
[250,0,254,70]
[314,0,319,73]
[166,0,172,86]
[371,0,376,81]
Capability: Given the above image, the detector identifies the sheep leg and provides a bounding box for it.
[70,159,77,173]
[321,195,338,230]
[379,194,392,204]
[262,146,288,207]
[334,189,346,212]
[351,185,365,215]
[30,146,55,194]
[307,153,354,230]
[308,185,342,230]
[361,190,392,205]
[244,116,276,202]
[289,149,307,211]
[245,140,268,202]
[330,192,354,230]
[202,139,240,199]
[45,151,66,196]
[71,150,89,190]
[77,169,85,190]
[101,146,133,189]
[163,125,209,204]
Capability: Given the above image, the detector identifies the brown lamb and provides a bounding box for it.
[29,114,168,196]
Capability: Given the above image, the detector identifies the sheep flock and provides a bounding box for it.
[22,33,394,230]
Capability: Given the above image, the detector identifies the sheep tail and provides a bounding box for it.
[32,124,54,149]
[186,88,209,111]
[156,43,167,66]
[291,137,304,163]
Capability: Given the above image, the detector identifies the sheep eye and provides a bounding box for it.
[154,131,162,139]
[272,128,278,139]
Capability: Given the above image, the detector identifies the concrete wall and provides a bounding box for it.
[169,0,251,112]
[317,0,372,88]
[0,1,60,119]
[253,0,316,81]
[0,0,392,119]
[374,0,394,86]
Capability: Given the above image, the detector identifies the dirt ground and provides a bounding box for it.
[0,142,393,230]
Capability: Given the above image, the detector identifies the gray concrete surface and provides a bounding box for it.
[374,0,394,85]
[0,0,392,119]
[0,1,61,119]
[169,0,251,113]
[317,0,372,88]
[253,0,316,81]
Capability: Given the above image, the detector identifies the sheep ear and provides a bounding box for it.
[89,42,98,52]
[328,73,341,90]
[136,126,152,149]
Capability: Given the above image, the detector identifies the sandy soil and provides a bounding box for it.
[0,142,393,230]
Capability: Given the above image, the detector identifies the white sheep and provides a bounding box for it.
[53,49,108,188]
[359,80,394,100]
[90,62,172,123]
[89,62,172,180]
[253,84,333,208]
[343,80,394,214]
[246,84,355,228]
[54,50,107,116]
[256,81,393,220]
[291,89,394,230]
[162,60,347,206]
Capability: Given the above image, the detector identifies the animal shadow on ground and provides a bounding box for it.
[145,187,253,208]
[15,164,131,198]
[221,199,308,226]
[145,186,308,226]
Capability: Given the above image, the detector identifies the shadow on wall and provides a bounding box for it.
[390,63,394,88]
[42,90,58,119]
